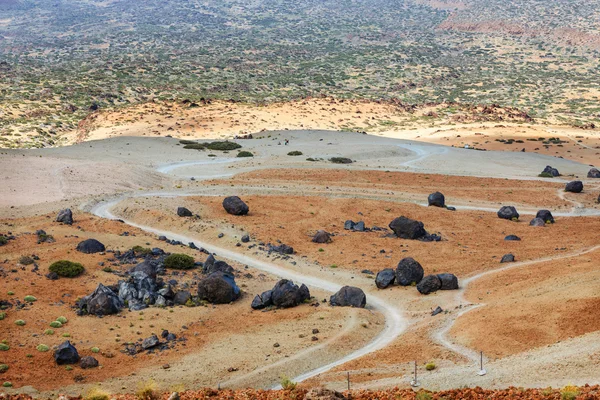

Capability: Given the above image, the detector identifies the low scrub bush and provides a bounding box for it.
[0,365,8,373]
[24,295,37,302]
[164,254,195,270]
[538,172,554,178]
[44,329,54,335]
[57,316,68,324]
[425,362,436,371]
[49,260,85,277]
[0,236,7,246]
[136,379,158,400]
[36,344,49,352]
[237,151,254,157]
[85,387,110,400]
[14,320,25,326]
[19,255,34,265]
[330,157,353,164]
[287,151,303,156]
[279,375,297,390]
[183,143,205,150]
[205,141,241,151]
[0,343,9,351]
[50,321,63,328]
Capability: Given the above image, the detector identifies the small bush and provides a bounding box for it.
[136,379,158,400]
[3,382,12,388]
[7,291,13,295]
[0,236,7,246]
[0,343,9,351]
[287,151,303,156]
[0,364,8,373]
[36,344,49,352]
[236,151,254,157]
[425,362,436,371]
[561,385,580,400]
[19,255,34,265]
[24,295,37,302]
[205,141,241,151]
[306,158,318,162]
[183,143,206,150]
[415,390,432,400]
[0,313,5,320]
[49,260,85,277]
[164,254,195,270]
[50,321,63,328]
[85,387,110,400]
[538,172,554,178]
[91,347,100,353]
[14,320,25,326]
[330,157,353,164]
[44,329,54,335]
[56,316,68,324]
[179,140,196,145]
[62,333,71,337]
[132,246,152,256]
[279,375,297,390]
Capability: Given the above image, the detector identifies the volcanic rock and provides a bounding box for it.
[395,257,424,286]
[417,275,442,295]
[428,192,445,207]
[222,196,249,215]
[76,239,106,254]
[56,209,73,225]
[497,206,519,221]
[375,269,396,289]
[535,210,554,224]
[329,286,366,308]
[177,207,193,217]
[312,230,332,244]
[54,341,80,365]
[197,272,241,304]
[565,181,583,193]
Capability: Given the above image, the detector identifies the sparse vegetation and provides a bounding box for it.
[57,316,68,324]
[0,343,9,351]
[14,320,25,326]
[330,157,353,164]
[538,172,554,178]
[237,151,254,157]
[136,379,158,400]
[279,375,297,390]
[164,254,195,270]
[24,295,37,302]
[49,260,85,277]
[19,255,34,265]
[49,321,63,328]
[44,329,54,335]
[0,365,8,373]
[205,141,242,151]
[36,344,49,352]
[561,385,580,400]
[287,151,303,156]
[425,362,436,371]
[84,387,110,400]
[0,236,7,246]
[91,347,100,353]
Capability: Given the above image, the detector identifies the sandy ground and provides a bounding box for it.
[1,129,600,396]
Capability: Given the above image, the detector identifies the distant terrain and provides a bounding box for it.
[2,0,600,148]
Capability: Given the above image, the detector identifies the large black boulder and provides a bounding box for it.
[542,165,560,177]
[197,272,241,304]
[222,196,249,215]
[375,269,396,289]
[395,257,424,286]
[437,273,459,290]
[329,286,366,308]
[128,260,159,280]
[177,207,193,217]
[54,341,80,365]
[497,206,519,221]
[203,255,234,275]
[417,275,442,295]
[565,181,583,193]
[76,238,106,254]
[587,168,600,178]
[56,209,73,225]
[530,218,546,227]
[389,216,427,239]
[271,279,310,308]
[535,210,554,224]
[85,284,123,315]
[312,230,332,244]
[251,290,273,310]
[428,192,445,208]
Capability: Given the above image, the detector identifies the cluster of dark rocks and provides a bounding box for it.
[54,341,99,369]
[388,216,441,242]
[77,251,241,315]
[375,257,458,295]
[530,209,554,227]
[124,329,182,356]
[251,279,310,309]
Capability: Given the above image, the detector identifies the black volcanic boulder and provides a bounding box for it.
[84,284,124,316]
[530,218,546,227]
[501,253,515,263]
[128,260,159,280]
[56,209,73,225]
[565,181,583,193]
[312,230,332,244]
[542,165,560,177]
[271,279,310,308]
[270,244,294,255]
[389,216,427,240]
[203,255,234,275]
[395,257,424,286]
[173,290,191,306]
[588,168,600,178]
[54,341,80,365]
[535,210,554,224]
[505,235,521,241]
[197,272,241,304]
[222,196,249,215]
[375,269,396,289]
[437,273,458,290]
[497,206,519,221]
[76,238,106,254]
[416,275,442,295]
[329,286,366,308]
[251,290,273,310]
[428,192,445,208]
[177,207,193,217]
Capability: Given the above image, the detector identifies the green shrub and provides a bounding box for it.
[0,313,5,320]
[415,390,432,400]
[538,172,554,178]
[0,343,9,351]
[205,141,241,151]
[0,364,8,373]
[44,329,54,335]
[287,151,303,156]
[0,236,7,246]
[36,344,49,352]
[56,316,68,324]
[183,143,206,150]
[7,291,13,296]
[85,387,110,400]
[132,246,152,256]
[425,362,436,371]
[330,157,353,164]
[49,260,85,277]
[236,151,253,157]
[279,375,297,390]
[62,333,71,337]
[50,321,63,328]
[91,347,100,353]
[2,382,12,388]
[179,140,197,145]
[24,295,37,302]
[561,386,580,400]
[19,255,34,265]
[164,254,195,270]
[15,320,25,326]
[306,158,318,162]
